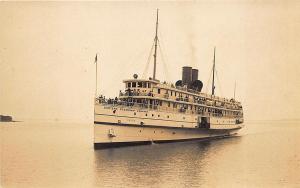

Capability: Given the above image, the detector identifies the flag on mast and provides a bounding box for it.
[94,53,98,63]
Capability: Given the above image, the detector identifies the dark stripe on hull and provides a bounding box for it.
[94,134,237,150]
[94,141,152,149]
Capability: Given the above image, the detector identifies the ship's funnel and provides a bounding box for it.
[191,69,198,82]
[182,66,192,85]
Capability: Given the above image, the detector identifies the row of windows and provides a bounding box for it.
[157,88,239,107]
[137,129,176,134]
[127,82,151,88]
[129,99,242,116]
[157,88,186,98]
[133,112,189,120]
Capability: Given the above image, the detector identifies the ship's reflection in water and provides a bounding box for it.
[94,137,243,187]
[2,121,300,187]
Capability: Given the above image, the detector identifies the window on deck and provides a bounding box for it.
[138,82,142,88]
[142,82,147,88]
[132,82,136,87]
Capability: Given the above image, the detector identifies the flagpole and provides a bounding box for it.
[94,53,98,145]
[95,53,98,98]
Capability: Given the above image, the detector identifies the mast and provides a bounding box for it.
[234,81,236,100]
[153,9,159,80]
[212,47,216,95]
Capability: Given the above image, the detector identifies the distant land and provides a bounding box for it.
[0,115,13,122]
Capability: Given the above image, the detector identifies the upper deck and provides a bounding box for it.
[121,78,242,110]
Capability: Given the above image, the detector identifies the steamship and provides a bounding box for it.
[94,10,244,149]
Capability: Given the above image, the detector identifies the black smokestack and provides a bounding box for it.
[191,69,198,82]
[182,66,192,85]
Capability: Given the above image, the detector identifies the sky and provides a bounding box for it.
[1,1,300,122]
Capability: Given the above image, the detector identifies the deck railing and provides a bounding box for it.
[95,98,242,118]
[118,92,242,110]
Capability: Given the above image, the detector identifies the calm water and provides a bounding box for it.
[1,120,300,187]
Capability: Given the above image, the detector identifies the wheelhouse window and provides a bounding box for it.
[138,82,142,88]
[148,83,151,88]
[158,88,161,94]
[127,82,131,88]
[132,82,136,87]
[142,82,147,88]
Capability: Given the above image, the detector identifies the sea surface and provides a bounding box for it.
[1,120,300,188]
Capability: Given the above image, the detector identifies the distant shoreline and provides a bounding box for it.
[0,115,13,122]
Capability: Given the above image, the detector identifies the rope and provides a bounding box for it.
[158,29,171,82]
[158,39,171,82]
[215,70,223,96]
[142,40,155,78]
[205,65,213,93]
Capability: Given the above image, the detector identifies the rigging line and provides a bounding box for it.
[158,27,171,77]
[106,45,150,87]
[215,70,224,96]
[109,43,150,84]
[158,39,171,82]
[205,65,213,93]
[126,43,149,68]
[129,47,149,69]
[142,40,155,78]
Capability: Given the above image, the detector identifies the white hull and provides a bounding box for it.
[94,103,243,149]
[94,122,241,149]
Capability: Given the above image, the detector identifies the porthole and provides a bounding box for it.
[134,112,136,115]
[154,131,156,133]
[145,114,148,116]
[158,114,160,117]
[167,115,169,118]
[152,114,154,117]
